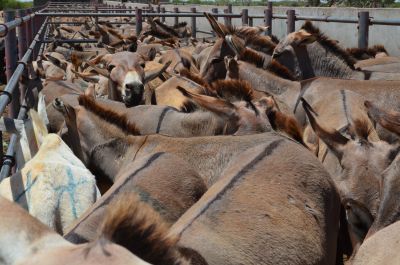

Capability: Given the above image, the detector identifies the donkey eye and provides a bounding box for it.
[107,64,115,71]
[140,63,146,68]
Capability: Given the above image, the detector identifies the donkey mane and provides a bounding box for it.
[209,79,254,102]
[270,34,280,44]
[100,193,189,265]
[301,21,357,69]
[173,21,188,29]
[346,45,388,60]
[179,69,254,102]
[245,35,276,54]
[267,108,306,147]
[240,48,265,68]
[351,119,372,141]
[179,68,208,87]
[78,95,140,135]
[266,60,297,81]
[154,19,180,37]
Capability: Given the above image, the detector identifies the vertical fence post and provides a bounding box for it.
[26,9,34,45]
[265,1,272,36]
[242,9,248,26]
[286,9,296,34]
[358,11,369,49]
[191,7,197,39]
[4,10,19,119]
[16,10,27,60]
[174,7,179,26]
[17,9,28,106]
[95,4,99,29]
[136,8,143,36]
[223,8,230,27]
[212,7,218,20]
[157,4,161,13]
[226,4,232,26]
[161,7,166,23]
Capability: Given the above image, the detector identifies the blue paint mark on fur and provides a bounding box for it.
[15,171,37,205]
[54,167,92,220]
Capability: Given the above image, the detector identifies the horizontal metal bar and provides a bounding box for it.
[296,15,358,23]
[196,30,213,35]
[37,12,242,18]
[371,18,400,26]
[0,13,36,38]
[41,38,98,43]
[0,18,48,120]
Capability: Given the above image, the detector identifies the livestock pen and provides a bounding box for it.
[1,0,400,179]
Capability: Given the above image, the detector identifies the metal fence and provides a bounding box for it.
[1,1,400,179]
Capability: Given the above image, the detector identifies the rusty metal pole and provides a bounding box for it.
[17,9,28,106]
[212,7,218,20]
[287,9,296,34]
[16,10,27,60]
[136,8,143,36]
[191,7,197,39]
[227,4,232,25]
[174,7,179,26]
[211,8,218,37]
[265,1,272,36]
[223,8,230,27]
[4,10,19,118]
[161,7,166,23]
[242,9,248,26]
[26,9,34,45]
[95,4,99,29]
[249,17,253,26]
[157,5,161,13]
[358,11,369,49]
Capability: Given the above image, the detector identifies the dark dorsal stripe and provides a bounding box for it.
[175,139,284,237]
[340,90,351,129]
[64,152,166,241]
[156,107,173,133]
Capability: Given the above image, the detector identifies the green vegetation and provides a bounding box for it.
[0,0,33,10]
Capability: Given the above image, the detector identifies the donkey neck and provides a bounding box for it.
[300,43,356,79]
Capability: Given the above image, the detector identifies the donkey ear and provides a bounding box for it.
[295,30,317,46]
[343,198,374,247]
[301,98,349,160]
[263,97,306,147]
[177,86,237,118]
[44,54,68,71]
[365,100,400,136]
[85,83,96,99]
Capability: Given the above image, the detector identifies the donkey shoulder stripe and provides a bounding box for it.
[64,152,166,234]
[171,139,284,237]
[156,107,173,133]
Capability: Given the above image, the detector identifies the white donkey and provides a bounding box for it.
[0,133,100,234]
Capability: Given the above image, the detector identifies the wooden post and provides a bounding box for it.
[286,9,295,34]
[265,1,272,36]
[191,7,197,39]
[358,11,369,49]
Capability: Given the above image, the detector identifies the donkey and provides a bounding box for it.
[168,142,340,265]
[301,99,400,251]
[57,94,305,188]
[273,21,400,81]
[0,194,192,265]
[0,134,99,235]
[64,152,207,243]
[85,51,170,106]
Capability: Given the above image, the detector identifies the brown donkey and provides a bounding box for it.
[0,194,191,265]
